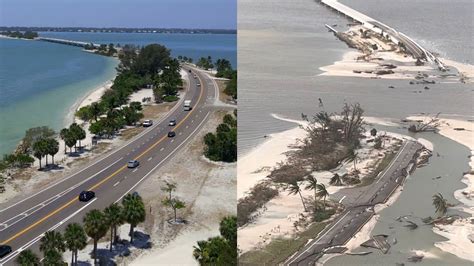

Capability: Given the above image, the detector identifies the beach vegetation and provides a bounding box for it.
[1,30,38,39]
[64,223,87,266]
[16,249,40,266]
[432,193,449,217]
[237,182,278,226]
[193,216,237,265]
[104,203,124,252]
[122,193,146,243]
[224,70,237,99]
[161,181,186,223]
[287,181,308,212]
[196,56,214,70]
[203,112,237,162]
[39,230,66,261]
[83,209,108,265]
[215,58,234,79]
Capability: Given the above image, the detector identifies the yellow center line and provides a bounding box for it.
[1,69,205,245]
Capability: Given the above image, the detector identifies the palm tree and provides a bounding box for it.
[122,193,146,243]
[432,193,448,217]
[16,249,40,266]
[305,175,318,211]
[219,216,237,247]
[42,249,64,265]
[64,223,87,266]
[90,102,102,122]
[83,209,108,265]
[39,230,65,254]
[161,181,177,201]
[316,183,329,210]
[193,240,209,264]
[59,128,69,154]
[346,151,359,172]
[287,181,307,212]
[104,203,124,251]
[329,173,343,186]
[46,138,59,166]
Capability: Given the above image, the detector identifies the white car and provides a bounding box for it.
[142,120,153,127]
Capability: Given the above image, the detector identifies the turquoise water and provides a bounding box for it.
[0,38,118,156]
[0,32,236,156]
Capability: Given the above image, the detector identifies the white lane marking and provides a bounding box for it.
[191,120,194,123]
[179,132,182,136]
[186,126,188,129]
[132,168,138,173]
[0,198,97,264]
[147,157,152,161]
[339,195,347,203]
[376,141,409,184]
[0,157,123,229]
[170,139,174,143]
[286,211,351,265]
[0,87,188,214]
[116,112,210,203]
[113,181,120,187]
[160,148,164,151]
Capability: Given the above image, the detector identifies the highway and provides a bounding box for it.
[285,140,423,266]
[0,65,217,265]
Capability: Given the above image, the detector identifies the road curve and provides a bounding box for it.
[0,66,216,265]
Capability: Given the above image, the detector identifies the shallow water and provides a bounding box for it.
[0,38,117,155]
[238,0,473,264]
[0,32,237,156]
[327,125,472,265]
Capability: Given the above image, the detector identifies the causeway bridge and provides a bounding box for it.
[320,0,447,70]
[37,37,100,48]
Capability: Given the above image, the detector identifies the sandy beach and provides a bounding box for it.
[407,116,474,262]
[238,114,413,254]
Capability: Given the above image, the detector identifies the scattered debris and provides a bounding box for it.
[346,251,372,256]
[404,221,418,230]
[408,252,424,262]
[361,234,391,254]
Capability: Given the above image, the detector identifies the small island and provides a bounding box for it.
[0,30,38,39]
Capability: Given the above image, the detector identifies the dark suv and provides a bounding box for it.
[79,191,95,202]
[0,245,12,258]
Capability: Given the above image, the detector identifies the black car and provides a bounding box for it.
[79,191,95,202]
[0,245,12,258]
[168,131,176,137]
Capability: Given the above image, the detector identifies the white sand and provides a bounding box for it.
[238,114,406,253]
[319,51,437,80]
[408,116,474,262]
[442,59,474,83]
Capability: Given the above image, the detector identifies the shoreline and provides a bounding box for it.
[318,25,474,83]
[237,114,417,255]
[407,116,474,262]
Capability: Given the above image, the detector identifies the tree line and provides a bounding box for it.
[203,111,237,162]
[193,216,237,265]
[1,30,38,39]
[15,193,146,266]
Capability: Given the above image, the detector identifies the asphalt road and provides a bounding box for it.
[285,140,423,266]
[0,65,217,265]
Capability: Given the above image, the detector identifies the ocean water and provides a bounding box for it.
[238,0,473,264]
[0,38,118,156]
[39,32,237,67]
[0,32,237,156]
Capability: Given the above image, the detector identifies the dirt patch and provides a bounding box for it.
[216,79,233,103]
[118,109,236,264]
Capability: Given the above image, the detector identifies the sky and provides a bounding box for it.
[0,0,236,29]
